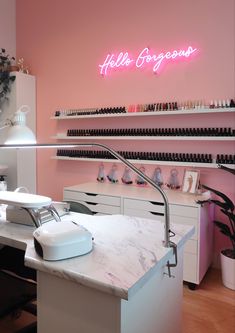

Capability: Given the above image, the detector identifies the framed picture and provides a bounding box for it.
[182,169,200,194]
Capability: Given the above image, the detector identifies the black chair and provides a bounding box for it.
[64,200,94,215]
[0,246,37,333]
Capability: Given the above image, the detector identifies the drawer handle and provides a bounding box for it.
[85,201,98,205]
[150,211,164,216]
[85,193,98,196]
[149,201,164,206]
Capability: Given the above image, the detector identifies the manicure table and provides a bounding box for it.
[0,206,194,333]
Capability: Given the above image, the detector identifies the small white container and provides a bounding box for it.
[0,175,7,191]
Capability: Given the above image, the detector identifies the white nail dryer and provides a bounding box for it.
[33,220,93,261]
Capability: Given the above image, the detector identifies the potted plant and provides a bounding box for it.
[0,48,17,108]
[197,164,235,290]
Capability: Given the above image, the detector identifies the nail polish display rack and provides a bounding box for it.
[66,127,235,137]
[51,104,235,169]
[56,150,235,166]
[52,99,235,119]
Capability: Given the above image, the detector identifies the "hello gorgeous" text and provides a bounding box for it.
[99,46,197,75]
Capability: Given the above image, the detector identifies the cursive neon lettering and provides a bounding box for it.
[171,50,178,59]
[99,51,133,75]
[120,52,132,66]
[99,45,197,75]
[135,47,149,67]
[99,54,114,75]
[152,53,165,72]
[165,51,171,59]
[184,46,195,57]
[115,52,124,67]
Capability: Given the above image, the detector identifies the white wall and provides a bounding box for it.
[0,0,16,56]
[0,73,36,193]
[0,0,16,175]
[0,1,36,194]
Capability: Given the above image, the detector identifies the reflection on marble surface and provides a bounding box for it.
[0,212,194,299]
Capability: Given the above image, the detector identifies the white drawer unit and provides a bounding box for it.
[63,182,214,288]
[123,198,165,222]
[64,184,121,215]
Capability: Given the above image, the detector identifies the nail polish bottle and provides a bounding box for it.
[230,99,235,107]
[209,100,214,109]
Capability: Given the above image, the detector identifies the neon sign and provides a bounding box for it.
[99,46,197,75]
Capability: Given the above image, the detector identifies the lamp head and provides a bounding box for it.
[4,105,36,144]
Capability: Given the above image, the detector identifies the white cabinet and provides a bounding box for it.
[64,185,121,215]
[64,182,214,287]
[0,72,36,193]
[123,198,165,222]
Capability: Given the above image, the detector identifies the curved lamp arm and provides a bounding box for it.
[0,142,171,248]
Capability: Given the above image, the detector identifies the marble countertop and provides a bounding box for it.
[0,211,194,300]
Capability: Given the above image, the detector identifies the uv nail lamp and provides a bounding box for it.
[33,220,93,261]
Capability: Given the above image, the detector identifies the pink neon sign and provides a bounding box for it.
[99,46,197,75]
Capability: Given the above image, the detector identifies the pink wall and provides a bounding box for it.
[16,0,235,264]
[0,0,15,57]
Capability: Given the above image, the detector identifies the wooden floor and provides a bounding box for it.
[0,268,234,333]
[182,268,235,333]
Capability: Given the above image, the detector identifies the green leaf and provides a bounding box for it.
[221,209,235,223]
[218,164,235,175]
[210,199,231,211]
[202,184,234,211]
[214,221,232,237]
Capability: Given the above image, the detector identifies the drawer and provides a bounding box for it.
[124,208,165,223]
[72,200,121,215]
[170,204,198,219]
[184,239,198,254]
[124,198,165,214]
[183,252,198,284]
[170,215,198,240]
[63,190,120,206]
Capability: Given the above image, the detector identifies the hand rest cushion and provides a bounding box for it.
[0,191,52,208]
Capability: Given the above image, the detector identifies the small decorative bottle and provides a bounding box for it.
[166,169,180,190]
[135,166,147,186]
[121,167,133,185]
[97,163,106,182]
[107,164,119,183]
[151,167,163,187]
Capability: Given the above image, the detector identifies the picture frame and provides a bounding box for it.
[182,169,200,194]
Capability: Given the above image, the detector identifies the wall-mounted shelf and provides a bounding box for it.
[52,135,235,142]
[51,156,235,169]
[51,104,235,170]
[51,108,235,120]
